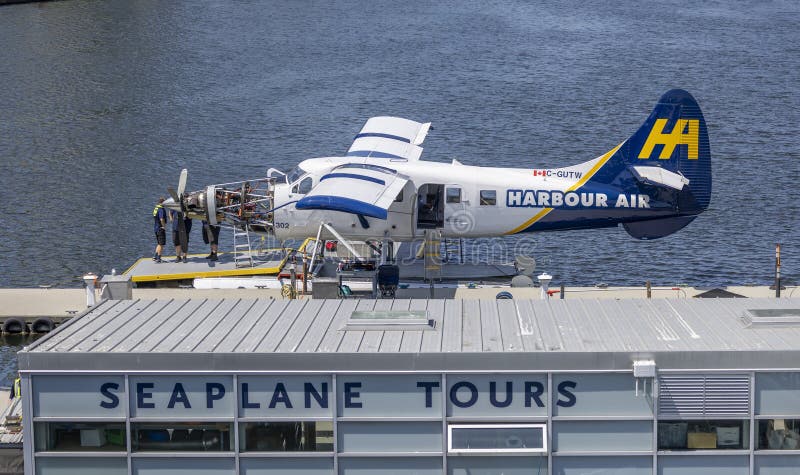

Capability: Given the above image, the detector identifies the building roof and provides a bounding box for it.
[19,298,800,373]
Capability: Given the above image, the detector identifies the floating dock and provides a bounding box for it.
[0,286,796,319]
[124,253,518,286]
[122,236,523,287]
[124,250,288,285]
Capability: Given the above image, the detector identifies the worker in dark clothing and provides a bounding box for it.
[152,197,167,263]
[202,220,221,261]
[9,377,20,399]
[169,209,192,262]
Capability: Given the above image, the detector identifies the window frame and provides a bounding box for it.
[33,420,128,453]
[239,420,334,453]
[657,419,750,451]
[130,421,234,452]
[447,423,548,454]
[479,189,497,206]
[445,187,462,204]
[292,176,313,195]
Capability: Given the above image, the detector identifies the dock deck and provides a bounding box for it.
[0,393,22,449]
[124,250,287,284]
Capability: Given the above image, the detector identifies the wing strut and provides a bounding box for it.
[319,221,363,259]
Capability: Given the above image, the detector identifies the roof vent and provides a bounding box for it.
[742,309,800,327]
[343,310,434,331]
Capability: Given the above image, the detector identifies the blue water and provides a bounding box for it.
[0,0,798,291]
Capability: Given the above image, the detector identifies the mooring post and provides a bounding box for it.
[646,280,652,299]
[290,256,297,299]
[83,273,97,307]
[560,283,565,299]
[775,243,781,298]
[302,257,308,295]
[538,273,552,300]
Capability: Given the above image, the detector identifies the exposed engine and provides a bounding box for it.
[164,172,276,233]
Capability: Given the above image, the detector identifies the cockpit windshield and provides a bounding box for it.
[286,166,307,184]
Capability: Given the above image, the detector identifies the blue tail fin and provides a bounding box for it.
[581,90,711,239]
[619,89,712,211]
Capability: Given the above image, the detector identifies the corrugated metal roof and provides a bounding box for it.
[18,298,800,373]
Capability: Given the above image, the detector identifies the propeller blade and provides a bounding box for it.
[177,168,188,197]
[167,187,179,202]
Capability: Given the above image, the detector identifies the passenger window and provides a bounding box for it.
[293,177,313,194]
[446,187,461,204]
[480,190,496,206]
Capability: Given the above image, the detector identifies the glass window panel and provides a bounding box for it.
[553,456,652,475]
[658,420,749,450]
[240,457,333,475]
[240,421,332,452]
[657,455,749,475]
[338,422,441,453]
[35,457,127,475]
[448,456,548,475]
[132,458,235,475]
[337,375,441,418]
[553,420,652,452]
[34,422,126,452]
[756,373,800,416]
[446,374,547,417]
[33,375,125,418]
[131,422,232,452]
[479,190,496,205]
[449,424,546,453]
[757,419,800,450]
[339,457,442,475]
[287,167,306,184]
[754,455,800,475]
[552,373,653,417]
[446,187,461,203]
[293,177,313,194]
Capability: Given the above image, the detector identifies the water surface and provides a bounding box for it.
[0,0,797,289]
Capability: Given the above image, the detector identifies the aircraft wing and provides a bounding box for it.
[295,164,409,219]
[347,117,431,161]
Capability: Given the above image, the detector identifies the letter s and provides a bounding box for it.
[100,382,120,409]
[556,380,577,408]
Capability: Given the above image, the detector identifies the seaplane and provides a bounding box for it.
[164,89,711,264]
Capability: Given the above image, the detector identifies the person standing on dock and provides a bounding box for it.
[9,377,20,399]
[170,209,192,262]
[202,220,220,261]
[152,197,167,263]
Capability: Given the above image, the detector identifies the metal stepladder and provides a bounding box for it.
[232,225,254,267]
[442,238,464,264]
[423,230,443,282]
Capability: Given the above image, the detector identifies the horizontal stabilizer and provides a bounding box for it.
[630,166,690,190]
[623,216,696,240]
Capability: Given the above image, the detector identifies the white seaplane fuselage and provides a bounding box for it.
[271,149,638,242]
